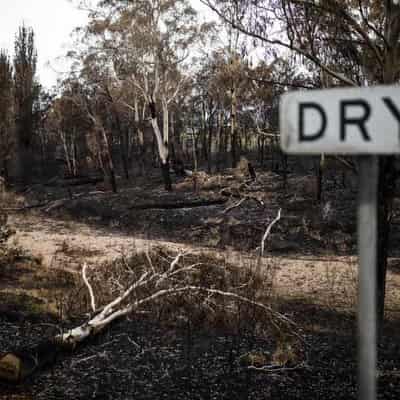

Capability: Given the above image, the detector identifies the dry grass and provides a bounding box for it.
[57,240,103,259]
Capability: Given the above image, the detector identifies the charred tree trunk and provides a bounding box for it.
[134,100,149,177]
[115,111,129,180]
[376,157,395,331]
[316,154,325,203]
[258,136,265,167]
[104,149,117,194]
[161,160,172,191]
[2,160,9,186]
[109,165,118,193]
[230,87,238,168]
[375,1,400,333]
[216,110,224,172]
[170,112,186,177]
[14,139,34,186]
[105,87,129,180]
[99,127,117,193]
[0,340,62,382]
[281,153,288,189]
[201,101,208,163]
[137,127,146,176]
[248,161,257,181]
[207,116,213,174]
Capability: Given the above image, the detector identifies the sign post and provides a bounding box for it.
[280,85,400,400]
[358,156,378,400]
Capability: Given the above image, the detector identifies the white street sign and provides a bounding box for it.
[280,85,400,154]
[280,84,394,400]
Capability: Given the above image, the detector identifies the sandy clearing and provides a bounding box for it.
[8,213,181,270]
[7,212,400,314]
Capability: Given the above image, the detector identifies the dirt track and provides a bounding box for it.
[9,213,179,271]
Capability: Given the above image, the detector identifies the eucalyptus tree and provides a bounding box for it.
[81,53,132,181]
[47,87,91,178]
[0,51,14,181]
[73,76,119,192]
[195,51,288,171]
[214,48,251,168]
[247,59,283,167]
[202,0,400,327]
[84,0,208,190]
[191,47,256,171]
[191,58,219,171]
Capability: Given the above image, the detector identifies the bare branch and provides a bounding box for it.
[168,252,184,272]
[56,246,301,350]
[291,0,384,66]
[222,198,247,214]
[145,249,156,274]
[82,263,97,313]
[167,75,188,105]
[247,361,308,373]
[261,208,282,257]
[200,0,358,86]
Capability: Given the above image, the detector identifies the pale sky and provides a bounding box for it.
[0,0,88,89]
[0,1,216,90]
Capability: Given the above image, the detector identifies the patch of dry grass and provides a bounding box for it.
[56,240,103,259]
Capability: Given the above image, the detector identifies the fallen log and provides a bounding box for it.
[0,340,61,383]
[129,197,227,210]
[44,176,104,187]
[62,176,104,187]
[2,201,51,212]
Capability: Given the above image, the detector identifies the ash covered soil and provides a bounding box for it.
[1,308,400,399]
[14,169,364,255]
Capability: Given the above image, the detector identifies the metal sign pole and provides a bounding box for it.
[358,155,378,400]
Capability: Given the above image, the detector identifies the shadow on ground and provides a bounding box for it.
[1,298,399,399]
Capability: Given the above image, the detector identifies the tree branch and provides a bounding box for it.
[200,0,357,86]
[261,208,282,257]
[82,263,96,313]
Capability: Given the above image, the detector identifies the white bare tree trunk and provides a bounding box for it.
[59,130,73,176]
[150,116,168,165]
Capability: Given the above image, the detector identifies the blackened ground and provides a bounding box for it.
[20,170,362,256]
[17,168,400,257]
[1,303,400,400]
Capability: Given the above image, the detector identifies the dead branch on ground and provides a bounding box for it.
[129,197,227,210]
[261,209,282,257]
[222,198,247,214]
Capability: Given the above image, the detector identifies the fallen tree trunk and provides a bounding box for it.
[2,201,51,212]
[0,340,61,383]
[129,198,227,210]
[44,176,104,187]
[63,177,104,187]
